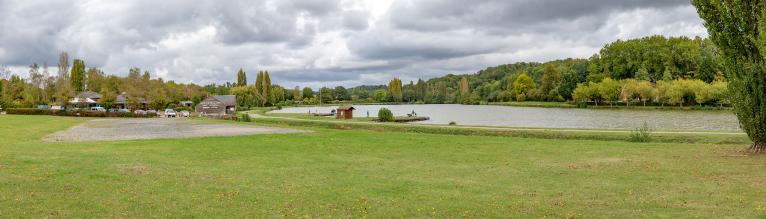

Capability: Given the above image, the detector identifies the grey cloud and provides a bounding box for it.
[388,0,690,33]
[0,0,706,89]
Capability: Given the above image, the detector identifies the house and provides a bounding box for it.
[70,91,103,109]
[195,95,236,117]
[336,106,355,119]
[114,94,148,110]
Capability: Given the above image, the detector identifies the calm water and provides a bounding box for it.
[271,104,741,131]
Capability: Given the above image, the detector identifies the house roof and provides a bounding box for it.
[337,106,355,111]
[76,91,102,99]
[115,95,148,104]
[210,95,236,106]
[115,95,127,103]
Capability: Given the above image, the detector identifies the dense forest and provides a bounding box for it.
[0,35,731,110]
[322,35,729,107]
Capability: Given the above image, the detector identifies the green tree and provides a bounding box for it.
[635,80,656,106]
[302,87,313,99]
[415,79,427,101]
[513,73,535,101]
[558,70,579,100]
[378,107,394,122]
[86,67,105,92]
[54,76,74,108]
[319,87,333,103]
[458,77,471,104]
[236,68,247,86]
[572,83,591,103]
[709,80,729,107]
[255,71,263,97]
[620,79,641,106]
[333,86,349,101]
[373,89,388,102]
[263,71,271,105]
[70,59,86,92]
[693,0,766,151]
[231,86,255,109]
[539,64,561,101]
[597,78,621,107]
[293,86,303,101]
[388,78,403,102]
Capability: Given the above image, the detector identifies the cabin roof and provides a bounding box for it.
[210,95,236,106]
[76,91,102,99]
[337,106,355,111]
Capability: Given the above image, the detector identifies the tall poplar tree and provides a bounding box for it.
[236,68,247,86]
[57,52,69,78]
[263,71,271,105]
[692,0,766,152]
[70,59,86,92]
[388,78,403,102]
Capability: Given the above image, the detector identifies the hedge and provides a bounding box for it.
[5,108,157,118]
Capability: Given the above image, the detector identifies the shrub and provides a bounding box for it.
[629,122,653,142]
[448,121,458,126]
[6,108,155,118]
[576,102,588,108]
[6,108,51,115]
[240,113,252,122]
[378,108,394,122]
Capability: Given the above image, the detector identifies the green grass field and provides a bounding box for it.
[1,115,765,217]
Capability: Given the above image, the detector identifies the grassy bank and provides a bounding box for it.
[252,116,750,145]
[1,115,764,217]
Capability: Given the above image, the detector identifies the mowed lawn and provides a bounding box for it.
[0,115,765,217]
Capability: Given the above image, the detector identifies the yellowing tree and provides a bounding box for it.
[513,73,535,101]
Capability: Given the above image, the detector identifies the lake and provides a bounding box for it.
[271,104,741,131]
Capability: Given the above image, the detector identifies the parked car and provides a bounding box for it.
[90,107,106,112]
[134,110,146,115]
[146,110,157,115]
[164,109,177,118]
[119,109,130,113]
[179,110,191,117]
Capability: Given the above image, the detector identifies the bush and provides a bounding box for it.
[240,113,252,122]
[6,108,50,115]
[629,122,653,142]
[449,121,458,126]
[6,108,155,118]
[378,108,394,122]
[576,102,588,108]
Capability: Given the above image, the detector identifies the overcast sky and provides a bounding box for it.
[0,0,707,88]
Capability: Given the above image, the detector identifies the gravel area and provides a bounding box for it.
[44,118,304,142]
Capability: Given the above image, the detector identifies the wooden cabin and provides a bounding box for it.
[196,95,236,117]
[336,106,355,119]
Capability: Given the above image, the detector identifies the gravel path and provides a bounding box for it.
[44,118,304,142]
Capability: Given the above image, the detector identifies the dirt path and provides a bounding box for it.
[44,118,304,142]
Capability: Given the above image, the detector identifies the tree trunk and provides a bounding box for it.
[750,141,766,153]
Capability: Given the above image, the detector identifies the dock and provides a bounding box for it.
[394,116,430,122]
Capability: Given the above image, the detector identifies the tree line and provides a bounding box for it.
[0,52,208,110]
[302,35,730,107]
